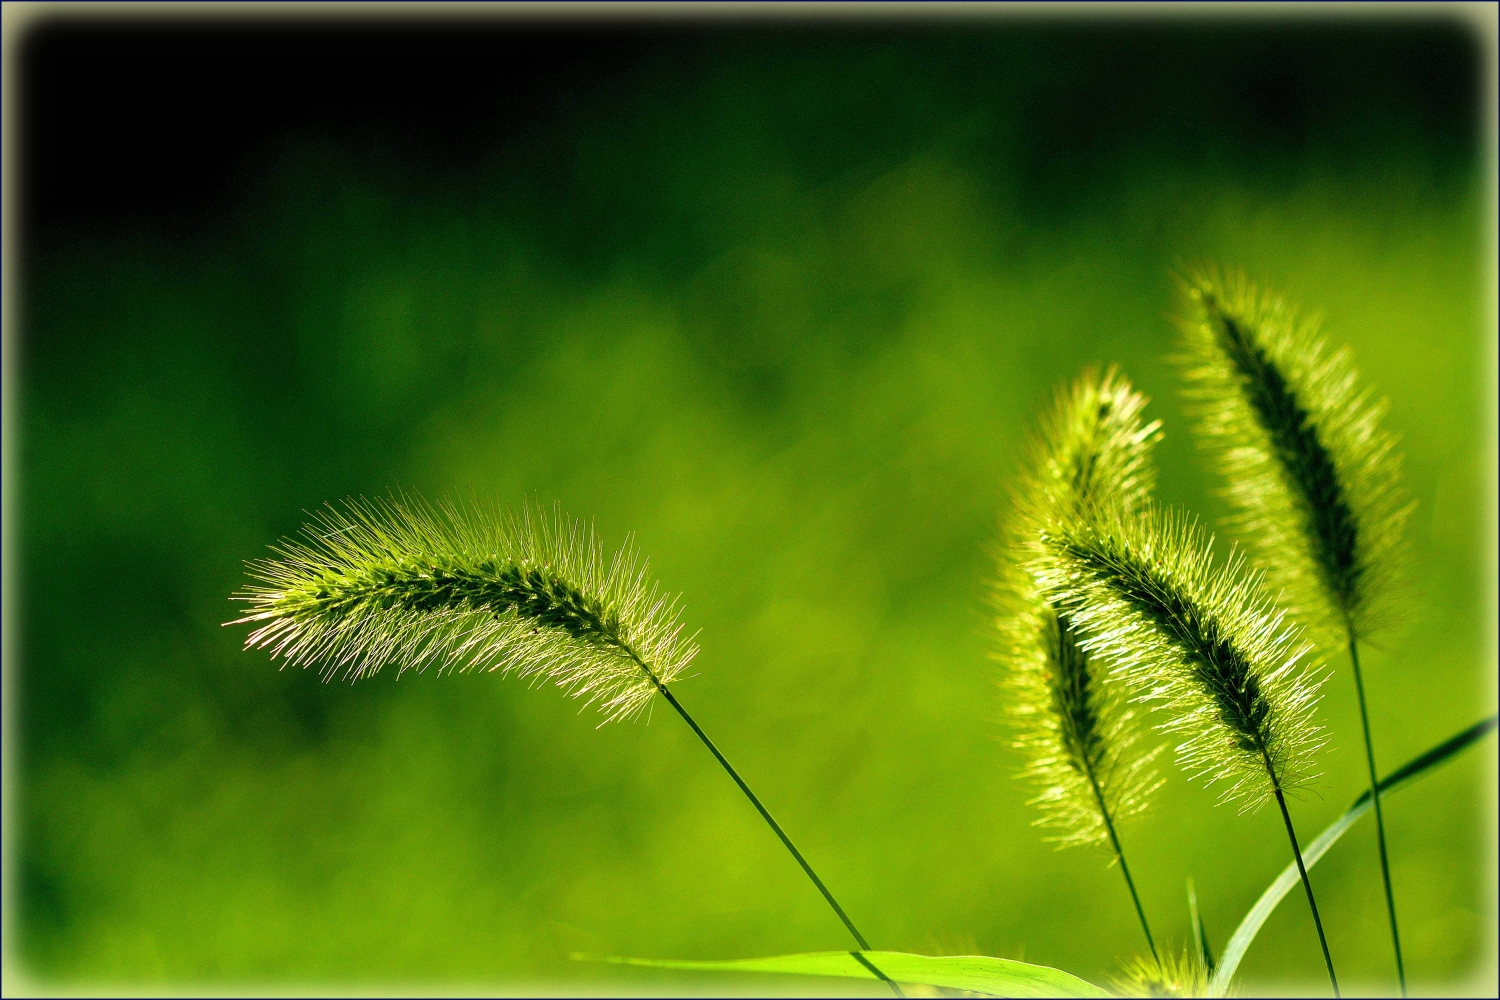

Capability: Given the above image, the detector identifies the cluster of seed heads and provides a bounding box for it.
[226,261,1415,999]
[996,268,1412,997]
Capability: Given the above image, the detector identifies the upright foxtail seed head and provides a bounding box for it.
[1033,506,1327,812]
[1176,268,1413,643]
[996,368,1165,848]
[226,496,698,724]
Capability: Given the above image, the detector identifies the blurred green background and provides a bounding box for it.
[10,13,1497,996]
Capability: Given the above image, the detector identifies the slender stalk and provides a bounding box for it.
[1270,778,1340,996]
[1347,636,1406,995]
[654,683,869,947]
[1188,878,1215,974]
[1085,769,1158,962]
[637,656,904,998]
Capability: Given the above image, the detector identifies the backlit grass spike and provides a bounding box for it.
[228,496,697,723]
[996,367,1165,959]
[1176,268,1412,643]
[1033,506,1326,813]
[998,367,1165,849]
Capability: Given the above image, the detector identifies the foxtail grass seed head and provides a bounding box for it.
[997,368,1165,848]
[227,497,698,723]
[1034,506,1326,812]
[1012,366,1162,529]
[1112,949,1216,999]
[1176,268,1413,643]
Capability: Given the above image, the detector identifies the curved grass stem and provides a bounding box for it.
[644,667,904,998]
[1085,769,1158,962]
[1270,780,1340,996]
[1348,636,1406,995]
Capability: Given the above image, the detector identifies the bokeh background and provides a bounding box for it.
[8,10,1497,996]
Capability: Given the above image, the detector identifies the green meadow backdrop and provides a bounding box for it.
[13,15,1496,995]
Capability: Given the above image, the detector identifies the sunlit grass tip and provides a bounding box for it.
[996,367,1165,849]
[1033,505,1327,813]
[1112,948,1217,998]
[226,495,698,723]
[1175,267,1413,643]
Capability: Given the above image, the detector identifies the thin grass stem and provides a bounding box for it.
[1187,878,1215,975]
[1084,768,1158,962]
[1348,636,1405,995]
[640,658,905,998]
[1270,778,1339,997]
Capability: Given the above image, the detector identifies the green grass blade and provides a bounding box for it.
[1188,877,1216,974]
[1210,715,1498,995]
[584,950,1113,998]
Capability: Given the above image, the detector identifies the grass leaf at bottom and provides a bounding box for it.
[585,950,1113,998]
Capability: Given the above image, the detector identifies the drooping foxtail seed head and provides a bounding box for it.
[1176,268,1413,643]
[226,496,698,724]
[1034,506,1326,811]
[996,368,1164,848]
